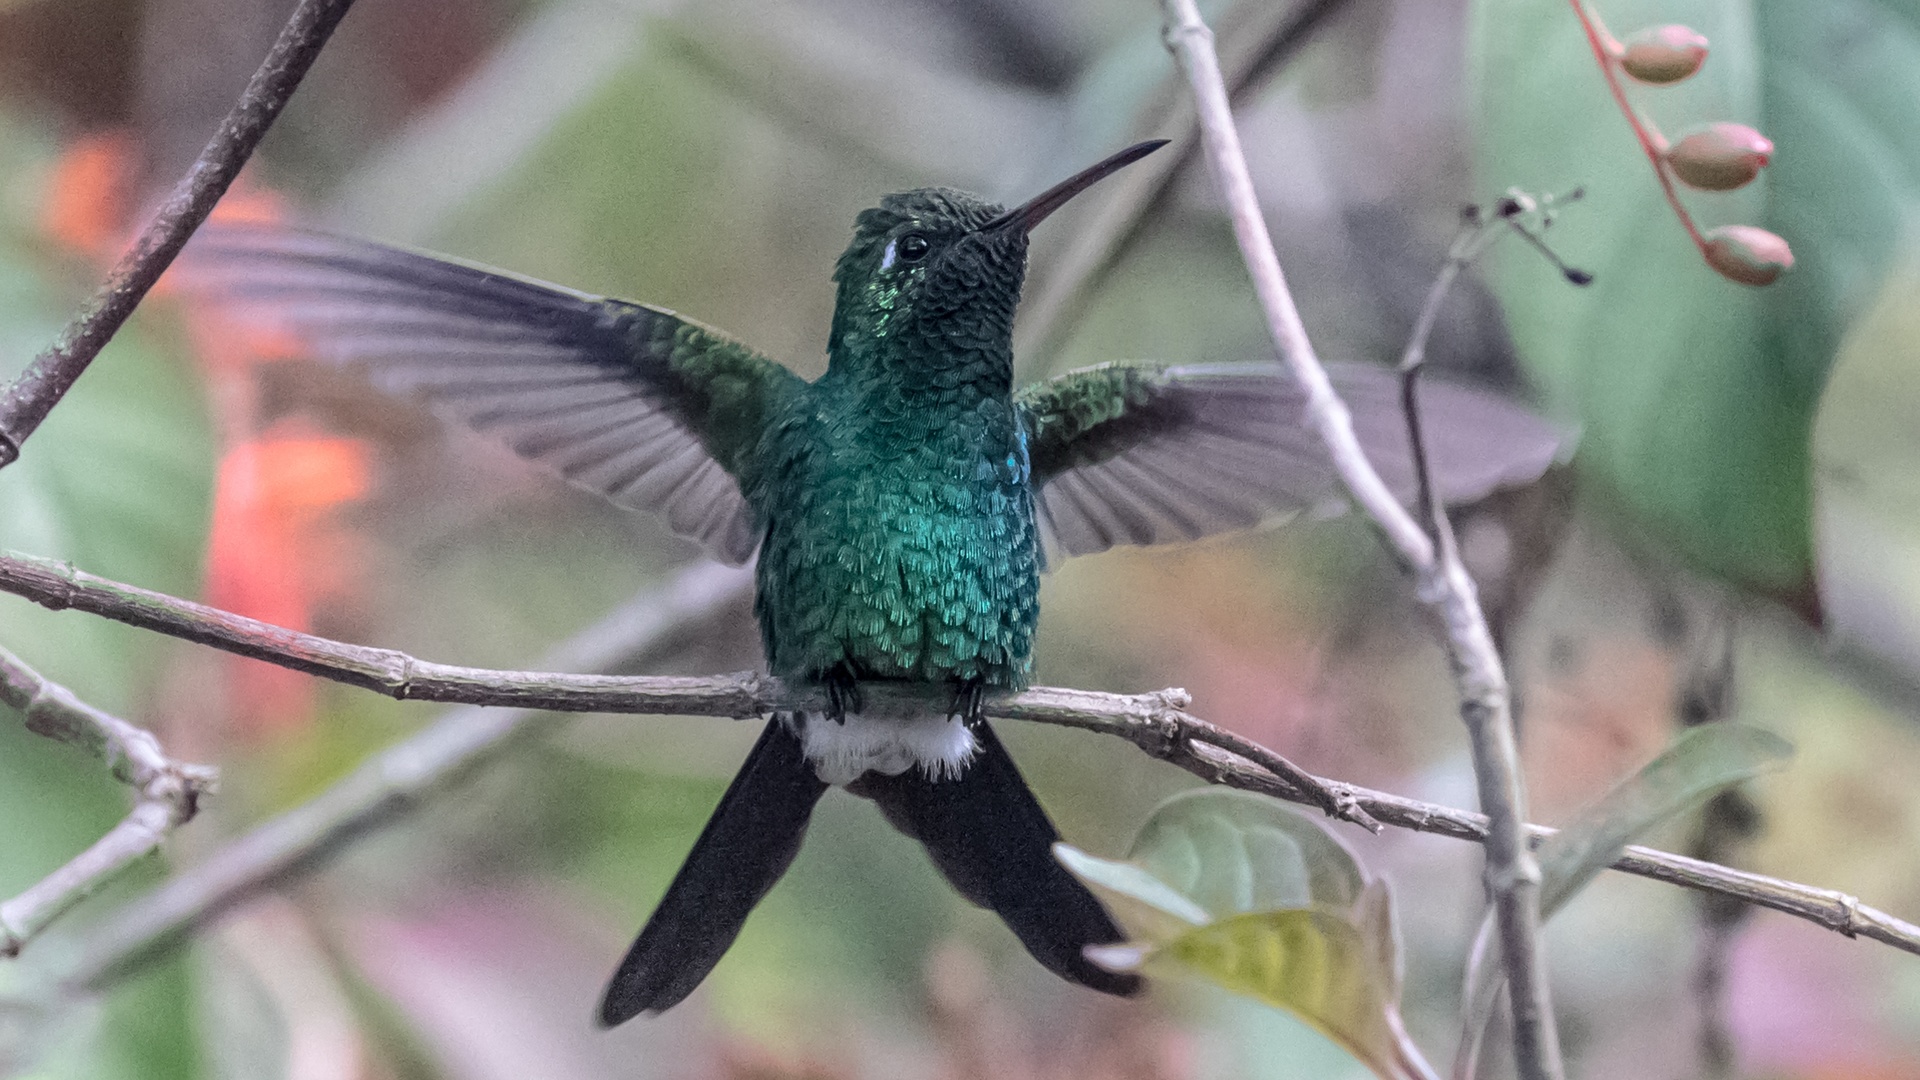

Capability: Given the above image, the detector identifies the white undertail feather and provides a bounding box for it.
[789,711,978,786]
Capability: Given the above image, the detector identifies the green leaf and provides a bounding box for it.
[1056,791,1437,1080]
[1452,724,1792,1079]
[1537,724,1791,913]
[1815,262,1920,674]
[1126,788,1369,919]
[1052,843,1211,943]
[0,258,216,710]
[0,113,212,1080]
[1153,905,1435,1080]
[1467,0,1920,601]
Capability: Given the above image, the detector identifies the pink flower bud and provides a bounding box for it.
[1703,226,1793,286]
[1618,25,1709,84]
[1666,123,1774,191]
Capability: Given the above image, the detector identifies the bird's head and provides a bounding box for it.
[825,141,1166,385]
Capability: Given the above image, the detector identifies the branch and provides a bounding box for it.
[0,0,360,468]
[0,550,1372,830]
[2,551,1914,988]
[0,646,216,956]
[1155,3,1562,1077]
[62,558,754,992]
[1014,0,1354,364]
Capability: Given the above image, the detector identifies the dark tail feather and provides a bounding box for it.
[598,717,828,1026]
[854,722,1142,997]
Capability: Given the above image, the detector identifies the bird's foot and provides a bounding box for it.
[947,678,987,728]
[823,666,863,725]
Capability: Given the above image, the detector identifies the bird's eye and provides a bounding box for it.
[897,233,931,262]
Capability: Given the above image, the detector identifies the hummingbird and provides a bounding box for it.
[189,141,1560,1025]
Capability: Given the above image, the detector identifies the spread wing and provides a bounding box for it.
[185,225,806,565]
[1017,362,1566,561]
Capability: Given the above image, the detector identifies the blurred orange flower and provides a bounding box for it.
[40,129,374,736]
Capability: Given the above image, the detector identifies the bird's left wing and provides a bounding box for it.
[1016,362,1565,561]
[186,225,806,565]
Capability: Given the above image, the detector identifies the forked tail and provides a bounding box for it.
[853,721,1141,997]
[598,717,829,1025]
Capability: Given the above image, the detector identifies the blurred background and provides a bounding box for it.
[2,0,1919,1077]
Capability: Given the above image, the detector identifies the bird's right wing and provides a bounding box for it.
[1017,361,1566,562]
[184,225,806,565]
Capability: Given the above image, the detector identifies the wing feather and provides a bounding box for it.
[185,225,806,565]
[1018,361,1565,561]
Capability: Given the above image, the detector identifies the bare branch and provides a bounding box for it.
[1155,3,1561,1076]
[0,550,1371,829]
[1,552,1911,990]
[62,558,754,993]
[1014,0,1355,365]
[0,646,216,956]
[0,0,360,468]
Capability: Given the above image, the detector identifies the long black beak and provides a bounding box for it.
[981,140,1169,234]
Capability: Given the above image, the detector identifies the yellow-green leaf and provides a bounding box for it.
[1154,909,1438,1080]
[1127,789,1369,919]
[1052,843,1209,944]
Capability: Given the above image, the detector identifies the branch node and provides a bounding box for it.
[1150,685,1194,711]
[384,651,419,698]
[1836,892,1863,938]
[738,671,775,718]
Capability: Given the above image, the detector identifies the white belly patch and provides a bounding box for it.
[789,711,978,786]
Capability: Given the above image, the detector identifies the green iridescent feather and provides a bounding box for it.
[189,200,1562,692]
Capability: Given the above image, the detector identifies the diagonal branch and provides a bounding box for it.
[0,548,1914,988]
[1015,0,1355,366]
[62,557,754,993]
[1156,2,1562,1077]
[0,550,1372,829]
[0,646,216,956]
[0,0,360,468]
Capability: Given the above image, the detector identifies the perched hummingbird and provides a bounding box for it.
[190,141,1560,1026]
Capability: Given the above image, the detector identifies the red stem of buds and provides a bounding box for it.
[1568,0,1708,251]
[1568,2,1792,286]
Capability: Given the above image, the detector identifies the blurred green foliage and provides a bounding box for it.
[0,117,213,1080]
[2,0,1920,1077]
[1469,0,1920,602]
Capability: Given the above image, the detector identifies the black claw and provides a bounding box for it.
[823,666,862,724]
[949,678,987,727]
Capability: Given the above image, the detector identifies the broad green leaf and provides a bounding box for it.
[1155,908,1436,1080]
[1052,843,1211,942]
[0,261,215,710]
[1452,724,1792,1079]
[0,115,212,1080]
[1467,0,1920,601]
[1057,791,1437,1080]
[1538,724,1791,913]
[1814,262,1920,678]
[1127,788,1369,919]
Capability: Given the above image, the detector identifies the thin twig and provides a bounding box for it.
[1679,605,1753,1078]
[1155,3,1562,1077]
[0,0,360,468]
[61,558,754,993]
[2,552,1914,980]
[1396,214,1488,535]
[0,646,216,957]
[1014,0,1355,366]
